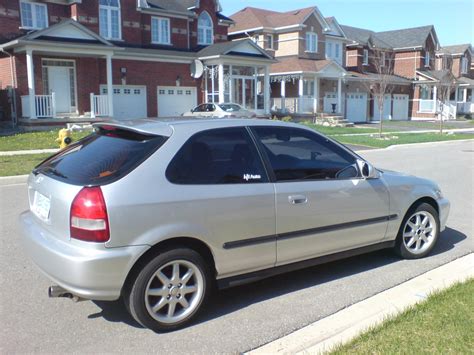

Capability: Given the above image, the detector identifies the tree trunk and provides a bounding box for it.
[379,108,384,138]
[439,112,443,135]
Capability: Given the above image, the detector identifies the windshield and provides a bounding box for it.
[218,104,243,112]
[34,127,167,186]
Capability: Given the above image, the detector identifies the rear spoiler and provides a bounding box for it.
[92,119,173,138]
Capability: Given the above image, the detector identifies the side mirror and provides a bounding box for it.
[357,159,379,179]
[190,109,195,113]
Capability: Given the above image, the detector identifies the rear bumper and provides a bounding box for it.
[19,211,149,301]
[438,197,450,232]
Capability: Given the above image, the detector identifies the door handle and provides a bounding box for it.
[288,195,308,205]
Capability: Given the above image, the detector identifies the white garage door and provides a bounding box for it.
[392,94,409,120]
[157,86,197,117]
[101,85,147,120]
[375,94,392,120]
[346,92,368,122]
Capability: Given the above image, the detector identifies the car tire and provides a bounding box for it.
[125,247,211,332]
[395,202,440,259]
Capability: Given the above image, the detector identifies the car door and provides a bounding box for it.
[251,126,390,265]
[165,127,276,277]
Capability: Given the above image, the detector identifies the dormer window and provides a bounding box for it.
[266,34,274,50]
[363,49,369,65]
[461,56,468,74]
[20,1,48,30]
[305,32,318,53]
[198,11,213,45]
[424,51,430,67]
[99,0,121,40]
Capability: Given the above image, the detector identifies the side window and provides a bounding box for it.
[252,127,357,181]
[193,104,206,112]
[166,128,268,184]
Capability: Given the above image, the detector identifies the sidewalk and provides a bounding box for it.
[333,127,474,137]
[248,253,474,355]
[0,148,58,156]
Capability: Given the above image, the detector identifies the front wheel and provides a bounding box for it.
[395,202,440,259]
[126,248,211,332]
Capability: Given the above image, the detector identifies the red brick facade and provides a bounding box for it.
[0,0,230,119]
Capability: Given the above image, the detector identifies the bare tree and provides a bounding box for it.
[363,47,395,137]
[433,55,457,134]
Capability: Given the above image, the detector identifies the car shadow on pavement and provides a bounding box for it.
[89,226,466,330]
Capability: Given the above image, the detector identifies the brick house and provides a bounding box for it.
[0,0,274,126]
[436,44,474,115]
[228,7,351,119]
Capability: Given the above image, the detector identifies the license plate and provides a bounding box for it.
[33,191,51,221]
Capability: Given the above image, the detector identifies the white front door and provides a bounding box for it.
[346,92,368,122]
[392,94,409,120]
[323,92,338,113]
[49,66,71,113]
[375,94,392,120]
[157,86,197,117]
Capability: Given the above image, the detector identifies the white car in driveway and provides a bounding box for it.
[182,103,257,118]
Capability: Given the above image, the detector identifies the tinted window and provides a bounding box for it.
[253,126,357,181]
[34,127,166,186]
[218,104,242,112]
[167,127,267,184]
[193,104,207,113]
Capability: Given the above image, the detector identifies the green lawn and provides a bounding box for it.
[334,132,474,148]
[331,279,474,355]
[0,130,91,151]
[0,153,52,177]
[302,123,378,135]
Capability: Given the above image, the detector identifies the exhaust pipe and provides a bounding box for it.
[48,285,86,302]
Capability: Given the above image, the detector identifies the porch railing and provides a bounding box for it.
[439,101,456,120]
[90,93,109,118]
[418,99,435,113]
[271,97,317,114]
[456,102,474,114]
[21,94,56,118]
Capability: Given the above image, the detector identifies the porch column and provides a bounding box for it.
[218,64,224,103]
[463,88,468,102]
[298,76,304,97]
[433,85,438,113]
[26,49,36,119]
[337,77,342,114]
[264,66,270,114]
[313,76,319,113]
[281,80,286,98]
[454,86,459,103]
[106,53,114,118]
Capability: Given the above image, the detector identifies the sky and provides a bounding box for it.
[221,0,474,46]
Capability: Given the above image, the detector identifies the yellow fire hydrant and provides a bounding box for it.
[56,128,72,149]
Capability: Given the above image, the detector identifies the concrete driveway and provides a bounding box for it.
[0,140,472,354]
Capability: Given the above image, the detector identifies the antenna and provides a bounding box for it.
[190,59,204,79]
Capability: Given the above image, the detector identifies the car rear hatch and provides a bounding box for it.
[28,122,170,242]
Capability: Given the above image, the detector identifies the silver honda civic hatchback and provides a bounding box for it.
[20,118,450,332]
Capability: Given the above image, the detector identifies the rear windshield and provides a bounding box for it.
[34,127,167,186]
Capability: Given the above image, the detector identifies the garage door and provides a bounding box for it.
[392,94,409,120]
[157,86,197,117]
[375,94,392,120]
[346,92,368,122]
[100,85,147,120]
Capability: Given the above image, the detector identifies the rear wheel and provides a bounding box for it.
[126,248,211,332]
[395,202,440,259]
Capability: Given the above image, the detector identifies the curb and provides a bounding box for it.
[0,148,58,156]
[0,175,28,186]
[356,138,474,153]
[247,253,474,355]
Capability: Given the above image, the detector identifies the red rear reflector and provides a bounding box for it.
[70,187,110,242]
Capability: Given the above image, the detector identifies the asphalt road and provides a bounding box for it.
[1,140,472,354]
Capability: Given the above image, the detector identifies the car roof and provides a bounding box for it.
[93,118,307,137]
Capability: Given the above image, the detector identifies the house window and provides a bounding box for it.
[424,51,430,67]
[20,1,48,29]
[461,56,468,74]
[380,52,385,67]
[363,49,369,65]
[99,0,121,40]
[198,11,213,45]
[305,32,318,53]
[266,34,274,50]
[325,41,342,65]
[151,17,170,44]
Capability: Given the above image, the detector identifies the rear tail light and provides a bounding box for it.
[70,187,110,242]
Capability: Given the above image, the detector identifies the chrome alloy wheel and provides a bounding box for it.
[402,211,437,255]
[144,260,204,324]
